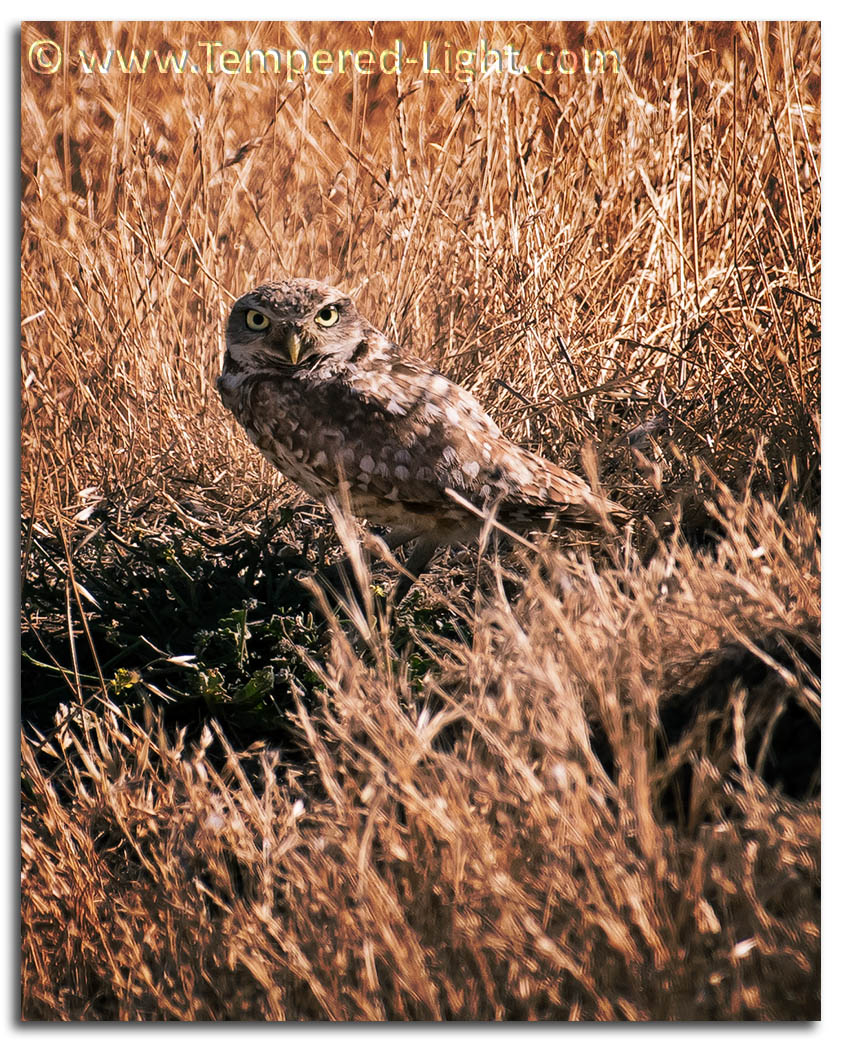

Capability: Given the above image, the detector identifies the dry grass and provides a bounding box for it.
[21,20,819,1020]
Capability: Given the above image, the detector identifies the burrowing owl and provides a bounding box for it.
[218,278,627,598]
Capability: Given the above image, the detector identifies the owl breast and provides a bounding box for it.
[220,368,470,537]
[222,373,335,501]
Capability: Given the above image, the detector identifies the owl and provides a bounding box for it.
[218,278,628,599]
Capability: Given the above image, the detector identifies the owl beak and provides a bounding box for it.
[283,329,302,365]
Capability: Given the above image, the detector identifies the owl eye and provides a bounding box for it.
[245,309,270,331]
[314,304,340,328]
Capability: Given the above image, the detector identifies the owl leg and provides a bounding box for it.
[317,527,413,592]
[393,537,440,603]
[317,532,436,605]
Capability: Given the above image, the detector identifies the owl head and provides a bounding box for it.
[225,278,372,372]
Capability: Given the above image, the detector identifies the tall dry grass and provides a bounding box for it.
[21,21,819,1020]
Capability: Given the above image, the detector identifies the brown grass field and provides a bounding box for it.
[20,20,820,1020]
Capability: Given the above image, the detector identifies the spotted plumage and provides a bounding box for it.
[218,277,628,596]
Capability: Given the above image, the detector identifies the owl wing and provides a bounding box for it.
[341,347,626,531]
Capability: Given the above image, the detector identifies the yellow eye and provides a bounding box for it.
[245,309,270,331]
[314,304,340,328]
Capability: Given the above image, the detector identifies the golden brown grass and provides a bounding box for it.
[21,21,819,1020]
